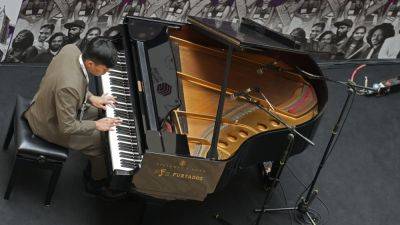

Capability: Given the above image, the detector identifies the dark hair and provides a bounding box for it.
[85,27,101,39]
[290,28,307,44]
[48,32,64,44]
[103,26,121,38]
[351,26,367,37]
[318,31,334,42]
[366,23,395,46]
[14,30,35,49]
[82,37,117,68]
[103,26,123,50]
[312,22,326,31]
[40,24,55,33]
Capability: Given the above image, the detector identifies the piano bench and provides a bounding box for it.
[2,96,69,206]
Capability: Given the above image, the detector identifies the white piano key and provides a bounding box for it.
[100,66,142,173]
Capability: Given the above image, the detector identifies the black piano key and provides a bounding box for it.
[118,146,135,152]
[120,159,137,165]
[115,113,134,120]
[118,142,137,147]
[117,140,137,147]
[116,125,135,132]
[117,129,136,136]
[117,135,136,143]
[118,147,137,153]
[114,94,131,102]
[118,141,137,147]
[115,114,133,120]
[111,87,130,94]
[120,160,138,167]
[113,65,127,71]
[119,152,139,159]
[115,111,134,119]
[120,151,138,157]
[120,161,136,168]
[108,71,128,79]
[121,163,136,169]
[110,84,129,90]
[118,144,137,150]
[115,104,133,111]
[115,109,134,115]
[120,120,135,127]
[115,106,133,111]
[110,79,129,87]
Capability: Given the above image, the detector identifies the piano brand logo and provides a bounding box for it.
[179,160,187,167]
[157,168,204,182]
[157,82,172,96]
[155,162,206,182]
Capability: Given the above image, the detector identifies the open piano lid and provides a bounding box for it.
[187,16,301,51]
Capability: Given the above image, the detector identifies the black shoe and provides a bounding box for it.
[84,178,127,201]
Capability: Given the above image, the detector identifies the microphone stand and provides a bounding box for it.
[229,91,315,225]
[253,66,373,225]
[214,90,315,225]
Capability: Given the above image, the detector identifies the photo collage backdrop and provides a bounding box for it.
[2,0,400,64]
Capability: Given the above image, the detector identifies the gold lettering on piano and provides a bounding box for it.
[155,161,206,182]
[156,168,204,181]
[155,162,207,173]
[179,160,187,167]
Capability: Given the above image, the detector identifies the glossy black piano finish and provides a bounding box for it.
[104,16,328,201]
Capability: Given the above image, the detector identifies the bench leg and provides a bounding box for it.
[3,111,15,150]
[45,165,62,206]
[4,157,21,200]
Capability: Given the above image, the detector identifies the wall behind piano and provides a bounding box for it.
[2,0,400,63]
[0,0,23,62]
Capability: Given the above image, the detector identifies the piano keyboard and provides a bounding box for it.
[101,52,143,173]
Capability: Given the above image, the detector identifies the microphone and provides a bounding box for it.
[369,76,400,96]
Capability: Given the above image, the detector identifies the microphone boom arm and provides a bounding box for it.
[236,93,315,146]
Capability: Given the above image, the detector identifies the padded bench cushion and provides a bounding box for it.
[14,96,68,161]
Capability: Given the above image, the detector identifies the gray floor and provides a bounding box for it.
[0,63,399,225]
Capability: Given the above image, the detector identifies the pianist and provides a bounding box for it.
[24,38,123,199]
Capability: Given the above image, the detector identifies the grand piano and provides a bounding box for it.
[99,16,328,202]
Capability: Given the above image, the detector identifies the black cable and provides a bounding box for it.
[279,182,294,225]
[325,91,356,160]
[286,165,330,225]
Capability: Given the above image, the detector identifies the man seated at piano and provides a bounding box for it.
[24,37,124,200]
